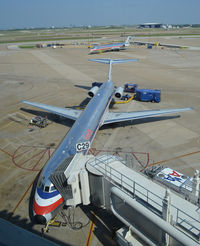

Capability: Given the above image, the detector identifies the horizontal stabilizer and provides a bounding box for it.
[103,107,193,125]
[89,58,138,81]
[21,100,82,121]
[89,58,138,64]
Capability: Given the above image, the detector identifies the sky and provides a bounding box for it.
[0,0,200,29]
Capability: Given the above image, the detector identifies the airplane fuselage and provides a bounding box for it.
[89,37,131,54]
[90,42,126,54]
[34,80,114,223]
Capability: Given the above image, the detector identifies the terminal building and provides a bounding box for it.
[138,23,164,28]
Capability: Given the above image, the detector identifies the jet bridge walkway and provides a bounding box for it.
[86,155,200,246]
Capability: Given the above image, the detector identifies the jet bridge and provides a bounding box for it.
[50,153,200,246]
[86,155,200,246]
[50,152,91,206]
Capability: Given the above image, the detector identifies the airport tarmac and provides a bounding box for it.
[0,37,200,245]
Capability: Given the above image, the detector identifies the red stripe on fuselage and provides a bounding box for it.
[91,45,122,52]
[33,197,64,215]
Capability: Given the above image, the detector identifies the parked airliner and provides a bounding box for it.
[22,59,192,224]
[89,37,131,54]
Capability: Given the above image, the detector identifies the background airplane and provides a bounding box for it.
[21,59,192,224]
[89,36,131,54]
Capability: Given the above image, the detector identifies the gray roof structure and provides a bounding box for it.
[0,218,58,246]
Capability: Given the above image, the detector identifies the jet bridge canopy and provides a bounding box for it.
[50,155,75,200]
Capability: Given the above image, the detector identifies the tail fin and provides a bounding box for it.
[125,36,132,46]
[89,58,138,81]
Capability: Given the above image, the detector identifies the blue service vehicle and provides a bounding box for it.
[124,83,138,93]
[135,89,161,103]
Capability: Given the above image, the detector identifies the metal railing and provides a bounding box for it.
[87,154,200,239]
[88,155,163,210]
[173,205,200,239]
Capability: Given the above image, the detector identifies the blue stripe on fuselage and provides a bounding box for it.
[37,187,59,199]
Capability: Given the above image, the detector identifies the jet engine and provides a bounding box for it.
[88,86,99,98]
[115,87,124,99]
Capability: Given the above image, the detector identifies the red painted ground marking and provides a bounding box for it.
[31,148,49,171]
[48,147,51,159]
[149,149,200,167]
[88,148,101,156]
[131,152,150,171]
[13,149,45,168]
[12,145,52,171]
[13,150,44,165]
[1,145,150,172]
[11,179,35,216]
[14,146,33,159]
[88,148,149,169]
[0,147,12,157]
[7,146,52,217]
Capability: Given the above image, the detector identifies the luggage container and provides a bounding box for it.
[135,89,160,102]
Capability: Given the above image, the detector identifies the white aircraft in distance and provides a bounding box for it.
[89,36,131,54]
[22,59,192,224]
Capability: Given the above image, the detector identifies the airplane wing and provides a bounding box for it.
[21,100,82,120]
[103,107,192,125]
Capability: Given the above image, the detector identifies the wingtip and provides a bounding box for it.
[186,107,193,111]
[21,99,28,104]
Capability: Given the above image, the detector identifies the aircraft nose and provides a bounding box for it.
[34,215,46,224]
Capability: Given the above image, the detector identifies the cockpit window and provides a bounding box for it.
[39,182,45,191]
[44,186,49,192]
[50,185,56,192]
